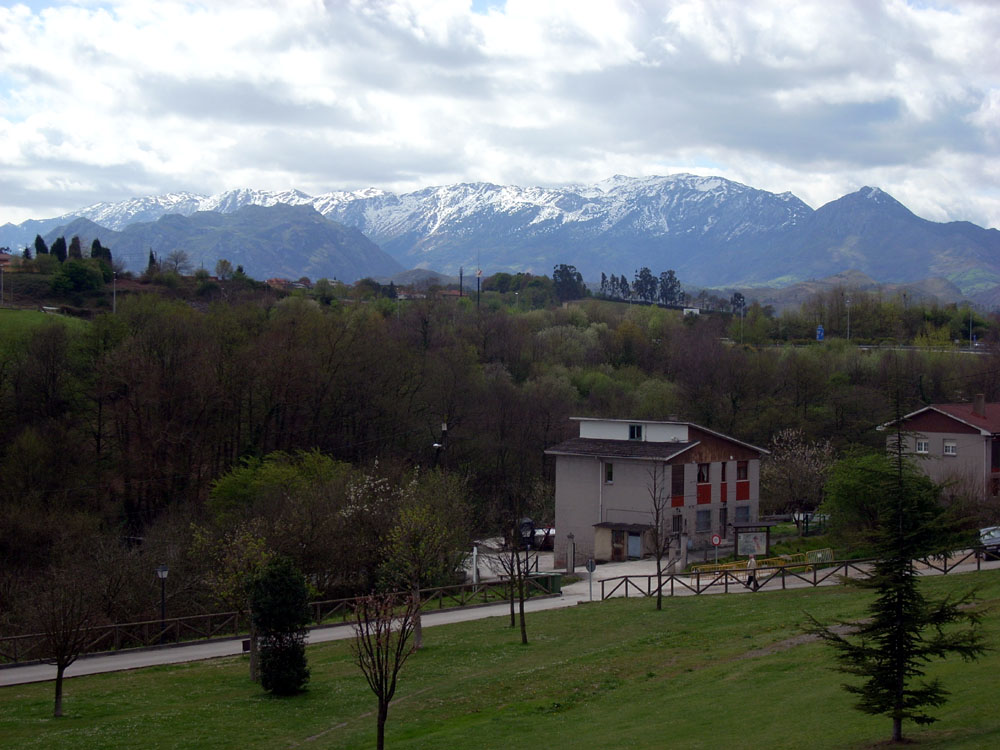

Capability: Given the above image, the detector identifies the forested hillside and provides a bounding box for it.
[2,290,999,631]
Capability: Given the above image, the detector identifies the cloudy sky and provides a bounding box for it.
[1,0,997,228]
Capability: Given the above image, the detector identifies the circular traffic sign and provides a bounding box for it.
[711,534,721,546]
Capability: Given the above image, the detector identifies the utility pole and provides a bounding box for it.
[113,271,117,314]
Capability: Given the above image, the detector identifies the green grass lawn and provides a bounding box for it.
[0,308,89,342]
[3,571,1000,749]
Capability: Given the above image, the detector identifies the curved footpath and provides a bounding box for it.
[3,554,996,687]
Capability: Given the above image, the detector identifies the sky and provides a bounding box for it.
[0,0,998,228]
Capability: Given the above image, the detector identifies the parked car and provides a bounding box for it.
[979,526,1000,557]
[534,526,555,551]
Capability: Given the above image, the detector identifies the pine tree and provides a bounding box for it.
[809,430,984,743]
[51,236,67,262]
[146,250,158,274]
[35,234,49,255]
[68,236,83,260]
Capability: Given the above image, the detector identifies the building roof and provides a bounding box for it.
[886,402,1000,436]
[544,437,699,461]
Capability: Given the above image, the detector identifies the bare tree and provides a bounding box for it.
[352,592,420,750]
[28,565,100,717]
[163,249,192,275]
[647,463,675,610]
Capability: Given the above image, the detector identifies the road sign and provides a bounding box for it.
[816,324,825,341]
[586,558,596,573]
[711,534,721,546]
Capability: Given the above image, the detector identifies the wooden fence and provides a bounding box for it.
[600,548,990,601]
[0,574,560,666]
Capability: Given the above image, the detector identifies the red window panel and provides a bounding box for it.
[720,482,728,503]
[671,494,684,508]
[697,483,712,504]
[736,481,750,501]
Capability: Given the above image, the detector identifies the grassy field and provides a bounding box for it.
[2,571,1000,749]
[0,308,89,342]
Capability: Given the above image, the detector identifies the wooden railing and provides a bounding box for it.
[601,548,994,601]
[0,574,561,666]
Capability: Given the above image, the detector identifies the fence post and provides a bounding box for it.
[781,566,785,590]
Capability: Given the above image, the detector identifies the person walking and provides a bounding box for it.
[746,554,758,591]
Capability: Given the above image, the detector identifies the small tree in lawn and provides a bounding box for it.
[379,470,470,650]
[190,520,272,681]
[28,563,100,717]
[647,463,674,611]
[250,557,311,695]
[352,592,420,750]
[809,429,985,743]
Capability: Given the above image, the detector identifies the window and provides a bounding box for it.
[735,505,750,523]
[696,510,711,532]
[943,440,957,456]
[671,465,685,497]
[736,460,748,481]
[915,439,929,454]
[719,506,727,536]
[628,424,643,441]
[672,513,683,533]
[721,462,727,483]
[605,462,614,483]
[697,463,711,483]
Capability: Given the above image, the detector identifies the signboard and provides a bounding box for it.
[711,534,721,546]
[586,558,596,573]
[737,531,767,556]
[816,324,824,341]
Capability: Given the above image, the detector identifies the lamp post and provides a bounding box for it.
[156,564,169,644]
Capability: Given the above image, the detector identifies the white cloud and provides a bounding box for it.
[0,0,997,229]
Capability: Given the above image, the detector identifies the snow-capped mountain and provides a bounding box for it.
[5,175,999,294]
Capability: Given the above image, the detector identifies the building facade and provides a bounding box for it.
[883,395,1000,496]
[545,417,766,567]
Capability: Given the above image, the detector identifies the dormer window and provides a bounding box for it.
[629,424,643,441]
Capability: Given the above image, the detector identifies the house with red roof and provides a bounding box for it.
[884,394,1000,496]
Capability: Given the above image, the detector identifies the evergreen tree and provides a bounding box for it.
[600,272,608,297]
[90,238,112,264]
[68,236,83,260]
[250,557,310,696]
[810,434,984,743]
[146,250,158,274]
[51,236,67,263]
[34,234,49,255]
[22,246,33,260]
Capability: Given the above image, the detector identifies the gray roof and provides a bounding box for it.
[544,437,699,461]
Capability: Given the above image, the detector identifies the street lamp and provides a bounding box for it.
[156,564,169,644]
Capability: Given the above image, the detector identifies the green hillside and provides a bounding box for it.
[3,571,999,749]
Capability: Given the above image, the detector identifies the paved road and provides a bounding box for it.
[3,554,995,687]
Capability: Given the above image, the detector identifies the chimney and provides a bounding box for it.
[974,393,986,417]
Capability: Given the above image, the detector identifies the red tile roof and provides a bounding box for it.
[932,402,1000,433]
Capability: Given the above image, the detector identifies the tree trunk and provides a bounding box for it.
[508,553,515,628]
[656,556,663,611]
[518,550,528,645]
[54,663,65,717]
[249,620,260,683]
[412,585,423,650]
[377,700,389,750]
[892,716,902,743]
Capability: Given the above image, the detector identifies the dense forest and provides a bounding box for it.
[3,255,1000,634]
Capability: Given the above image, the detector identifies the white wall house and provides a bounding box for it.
[545,418,766,567]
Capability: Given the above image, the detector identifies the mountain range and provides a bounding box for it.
[3,175,999,297]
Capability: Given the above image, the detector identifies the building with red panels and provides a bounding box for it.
[545,418,766,566]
